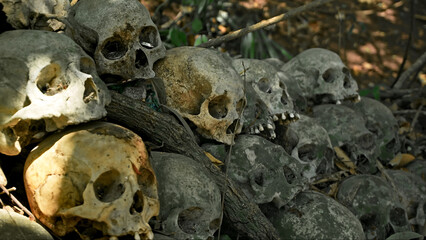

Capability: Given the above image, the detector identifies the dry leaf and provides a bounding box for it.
[204,151,224,166]
[389,153,416,168]
[328,182,339,198]
[334,146,356,170]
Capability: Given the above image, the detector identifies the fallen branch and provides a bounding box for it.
[198,0,333,48]
[392,51,426,89]
[105,91,279,240]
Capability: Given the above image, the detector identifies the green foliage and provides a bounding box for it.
[194,34,208,46]
[359,85,380,100]
[241,29,292,60]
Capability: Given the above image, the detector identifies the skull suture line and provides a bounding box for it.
[0,30,110,156]
[65,0,165,83]
[232,58,297,139]
[24,122,159,240]
[153,46,246,145]
[281,48,359,105]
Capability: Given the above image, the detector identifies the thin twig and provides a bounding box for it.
[198,0,334,48]
[392,51,426,89]
[0,185,35,221]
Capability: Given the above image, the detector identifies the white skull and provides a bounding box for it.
[153,46,246,144]
[0,30,110,156]
[232,58,297,139]
[150,151,221,240]
[23,122,159,239]
[337,175,411,240]
[267,191,365,240]
[65,0,165,83]
[202,134,306,208]
[345,97,401,163]
[275,115,334,181]
[281,48,359,104]
[0,0,69,31]
[312,104,377,173]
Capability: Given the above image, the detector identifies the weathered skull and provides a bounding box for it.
[0,30,110,156]
[312,104,377,173]
[0,0,69,31]
[345,97,401,163]
[153,46,246,144]
[202,134,306,208]
[385,169,426,231]
[23,122,159,239]
[275,114,334,181]
[232,58,297,139]
[150,151,221,240]
[65,0,165,82]
[337,175,411,240]
[281,48,359,104]
[267,191,365,240]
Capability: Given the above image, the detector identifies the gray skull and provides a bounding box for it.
[65,0,165,82]
[281,48,359,104]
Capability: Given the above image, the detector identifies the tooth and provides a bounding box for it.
[267,123,274,129]
[296,113,300,119]
[289,113,294,118]
[356,95,361,102]
[249,127,255,134]
[281,113,286,120]
[255,127,260,134]
[273,115,279,121]
[336,100,342,105]
[270,131,276,139]
[259,124,264,131]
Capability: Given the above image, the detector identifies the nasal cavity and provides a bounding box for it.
[135,49,148,69]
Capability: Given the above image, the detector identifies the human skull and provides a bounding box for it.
[23,122,159,239]
[267,191,365,240]
[312,104,377,173]
[153,46,246,144]
[281,48,359,104]
[0,30,110,156]
[65,0,165,83]
[345,97,401,163]
[202,134,306,208]
[275,114,334,181]
[337,175,411,240]
[150,151,221,240]
[0,0,69,31]
[385,170,426,231]
[232,58,298,139]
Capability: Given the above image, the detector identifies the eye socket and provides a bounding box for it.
[139,26,159,49]
[322,68,335,83]
[298,144,316,162]
[101,38,127,60]
[258,77,272,93]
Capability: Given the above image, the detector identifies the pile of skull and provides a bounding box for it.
[0,0,425,239]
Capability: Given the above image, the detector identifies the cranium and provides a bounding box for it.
[312,104,377,173]
[150,151,221,240]
[23,122,159,239]
[281,48,359,105]
[337,175,411,240]
[202,134,306,208]
[275,114,334,181]
[267,191,365,240]
[232,58,297,139]
[345,97,401,163]
[65,0,165,83]
[153,46,246,144]
[0,0,69,31]
[0,30,110,156]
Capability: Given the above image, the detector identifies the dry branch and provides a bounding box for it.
[105,91,280,240]
[393,51,426,89]
[198,0,333,48]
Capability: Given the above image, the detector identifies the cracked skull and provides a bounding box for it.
[23,122,159,239]
[312,104,377,173]
[150,151,221,240]
[153,46,246,144]
[202,134,306,208]
[65,0,165,82]
[0,30,110,156]
[232,58,297,139]
[275,114,334,181]
[281,48,359,104]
